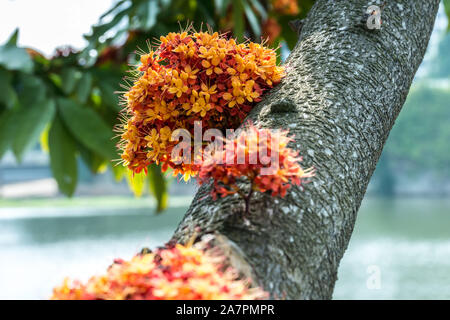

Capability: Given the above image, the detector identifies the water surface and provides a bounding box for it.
[0,197,448,299]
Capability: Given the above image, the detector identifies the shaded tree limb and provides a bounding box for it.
[171,0,440,299]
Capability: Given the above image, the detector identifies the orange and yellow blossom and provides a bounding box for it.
[52,241,267,300]
[198,125,315,201]
[120,29,285,180]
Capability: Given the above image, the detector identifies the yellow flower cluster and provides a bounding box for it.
[120,30,285,178]
[52,242,267,300]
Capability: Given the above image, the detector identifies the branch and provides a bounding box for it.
[172,0,440,299]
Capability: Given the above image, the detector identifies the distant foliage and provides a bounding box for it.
[385,84,450,177]
[428,32,450,78]
[445,0,450,31]
[2,0,446,209]
[0,0,315,211]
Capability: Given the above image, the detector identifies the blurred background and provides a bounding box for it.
[0,0,449,299]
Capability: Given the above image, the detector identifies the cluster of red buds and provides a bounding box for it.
[52,241,267,300]
[198,125,315,213]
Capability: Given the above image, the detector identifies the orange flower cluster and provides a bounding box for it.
[272,0,300,15]
[52,242,267,300]
[120,30,284,179]
[198,125,315,207]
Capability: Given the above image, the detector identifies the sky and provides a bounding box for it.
[0,0,113,56]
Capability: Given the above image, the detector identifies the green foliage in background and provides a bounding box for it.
[0,0,315,212]
[445,0,450,30]
[372,4,450,196]
[429,31,450,78]
[386,85,450,175]
[373,84,450,196]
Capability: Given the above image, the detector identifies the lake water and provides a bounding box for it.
[0,197,449,300]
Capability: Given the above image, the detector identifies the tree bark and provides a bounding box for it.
[171,0,440,299]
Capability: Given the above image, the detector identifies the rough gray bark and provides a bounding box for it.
[172,0,440,299]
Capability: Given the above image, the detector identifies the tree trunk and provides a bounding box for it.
[171,0,440,299]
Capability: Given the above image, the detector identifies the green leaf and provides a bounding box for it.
[126,169,146,197]
[77,143,107,173]
[57,97,117,160]
[16,74,46,107]
[279,16,300,50]
[215,0,231,16]
[12,99,56,162]
[49,115,78,196]
[444,0,450,31]
[6,28,19,46]
[60,67,79,95]
[139,0,159,31]
[0,35,33,73]
[125,165,169,212]
[148,164,169,213]
[232,0,245,41]
[111,163,126,181]
[85,7,130,44]
[76,72,93,103]
[248,0,267,21]
[98,82,120,110]
[0,68,17,109]
[243,0,261,38]
[39,124,50,152]
[197,1,215,27]
[0,109,17,158]
[99,0,127,20]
